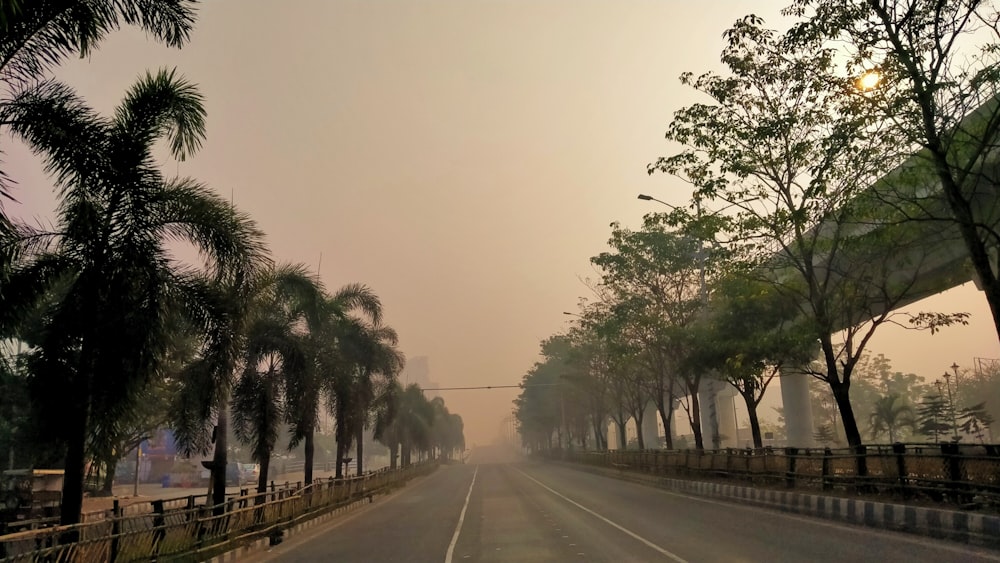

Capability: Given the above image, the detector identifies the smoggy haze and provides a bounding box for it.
[7,1,1000,445]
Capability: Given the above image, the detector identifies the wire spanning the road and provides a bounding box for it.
[419,383,559,391]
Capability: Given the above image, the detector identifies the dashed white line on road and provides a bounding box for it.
[513,466,689,563]
[444,465,478,563]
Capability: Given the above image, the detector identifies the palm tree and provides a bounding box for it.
[868,394,916,443]
[231,267,318,495]
[396,383,434,467]
[171,265,323,513]
[0,0,198,272]
[286,284,382,484]
[373,382,402,469]
[345,321,404,476]
[0,70,265,525]
[326,316,405,477]
[173,265,319,503]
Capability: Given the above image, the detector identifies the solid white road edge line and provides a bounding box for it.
[444,465,479,563]
[513,466,689,563]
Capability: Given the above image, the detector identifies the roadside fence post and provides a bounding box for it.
[785,447,798,489]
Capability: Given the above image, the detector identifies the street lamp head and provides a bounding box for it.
[637,194,653,201]
[951,362,960,373]
[943,371,951,380]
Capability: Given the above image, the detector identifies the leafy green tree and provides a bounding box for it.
[650,15,964,454]
[691,275,815,447]
[787,0,1000,344]
[515,338,566,451]
[868,393,915,443]
[591,217,706,449]
[1,70,264,525]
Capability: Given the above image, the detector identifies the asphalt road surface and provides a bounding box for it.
[248,445,1000,562]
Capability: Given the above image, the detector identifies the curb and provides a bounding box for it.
[665,477,1000,548]
[561,463,1000,549]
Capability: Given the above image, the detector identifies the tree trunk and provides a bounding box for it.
[633,407,645,450]
[831,381,867,477]
[211,401,229,515]
[101,461,115,495]
[60,405,89,526]
[334,409,346,479]
[334,439,344,479]
[303,428,314,485]
[355,425,364,476]
[616,420,627,451]
[689,392,704,450]
[657,395,675,450]
[401,436,410,467]
[389,441,398,470]
[256,455,270,501]
[743,391,763,448]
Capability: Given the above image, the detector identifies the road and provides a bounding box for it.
[249,445,999,562]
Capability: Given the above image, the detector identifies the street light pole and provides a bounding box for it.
[942,372,959,440]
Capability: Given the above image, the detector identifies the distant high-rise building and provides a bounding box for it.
[403,356,440,398]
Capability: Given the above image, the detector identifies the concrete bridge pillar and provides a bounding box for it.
[781,366,816,447]
[698,378,722,449]
[715,384,739,448]
[641,402,660,449]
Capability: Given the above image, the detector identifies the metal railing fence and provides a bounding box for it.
[0,461,435,562]
[553,443,1000,507]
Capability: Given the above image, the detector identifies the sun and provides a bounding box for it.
[856,70,882,91]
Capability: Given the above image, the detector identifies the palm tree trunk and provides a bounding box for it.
[60,404,89,526]
[334,408,346,479]
[355,425,364,476]
[303,427,314,485]
[211,400,229,515]
[101,461,115,495]
[257,456,270,496]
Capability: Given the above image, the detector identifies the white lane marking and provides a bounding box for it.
[444,465,479,563]
[513,467,688,563]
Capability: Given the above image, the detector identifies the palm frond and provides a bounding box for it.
[1,79,107,192]
[152,177,270,282]
[0,0,195,86]
[113,68,206,161]
[330,282,383,325]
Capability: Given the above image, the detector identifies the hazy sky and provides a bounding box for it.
[7,1,1000,445]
